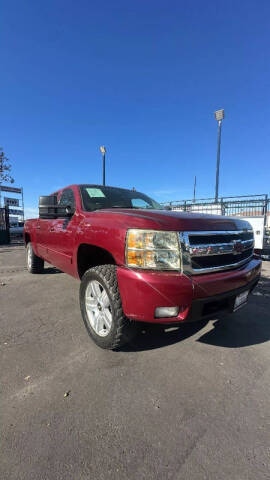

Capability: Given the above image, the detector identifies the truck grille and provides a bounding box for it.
[180,230,254,275]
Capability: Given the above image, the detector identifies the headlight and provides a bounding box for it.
[126,229,181,270]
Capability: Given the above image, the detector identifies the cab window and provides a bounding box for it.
[131,198,150,208]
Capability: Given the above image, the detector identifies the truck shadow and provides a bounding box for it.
[42,266,63,274]
[123,321,208,352]
[196,314,270,349]
[197,296,270,349]
[123,279,270,352]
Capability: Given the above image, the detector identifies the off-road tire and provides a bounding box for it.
[80,265,138,350]
[26,242,44,273]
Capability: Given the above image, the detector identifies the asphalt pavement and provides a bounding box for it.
[1,245,270,480]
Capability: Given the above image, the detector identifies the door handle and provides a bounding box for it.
[36,226,40,230]
[50,227,55,232]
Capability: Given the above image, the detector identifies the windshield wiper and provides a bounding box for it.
[109,205,134,209]
[92,205,158,211]
[110,205,158,210]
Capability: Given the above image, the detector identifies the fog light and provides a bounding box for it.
[154,306,179,318]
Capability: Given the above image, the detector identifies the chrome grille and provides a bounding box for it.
[180,230,254,275]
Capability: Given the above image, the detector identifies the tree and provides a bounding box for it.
[0,148,14,184]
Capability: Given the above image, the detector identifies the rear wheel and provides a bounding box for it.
[80,265,138,349]
[26,242,44,273]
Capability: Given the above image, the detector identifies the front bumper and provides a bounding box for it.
[185,276,259,322]
[117,258,261,324]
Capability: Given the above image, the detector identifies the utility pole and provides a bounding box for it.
[214,109,225,202]
[0,154,2,208]
[193,175,197,203]
[100,146,106,186]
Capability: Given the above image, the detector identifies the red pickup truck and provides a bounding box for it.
[24,184,261,349]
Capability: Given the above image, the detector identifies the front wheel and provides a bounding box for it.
[80,265,138,350]
[26,242,44,273]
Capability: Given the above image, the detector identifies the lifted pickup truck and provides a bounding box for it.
[24,184,261,349]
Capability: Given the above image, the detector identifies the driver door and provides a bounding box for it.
[47,188,77,273]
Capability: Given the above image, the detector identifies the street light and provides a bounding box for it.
[193,175,197,203]
[100,146,106,186]
[214,109,225,202]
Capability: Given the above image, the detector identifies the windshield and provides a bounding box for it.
[80,185,164,212]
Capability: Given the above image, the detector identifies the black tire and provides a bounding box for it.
[80,264,138,350]
[26,242,44,273]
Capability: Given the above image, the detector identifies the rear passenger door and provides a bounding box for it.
[47,188,77,273]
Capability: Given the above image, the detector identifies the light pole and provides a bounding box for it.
[214,109,224,202]
[0,154,3,208]
[100,146,106,186]
[193,175,197,203]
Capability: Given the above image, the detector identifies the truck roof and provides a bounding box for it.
[52,184,136,195]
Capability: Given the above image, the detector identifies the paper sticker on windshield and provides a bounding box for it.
[86,188,106,198]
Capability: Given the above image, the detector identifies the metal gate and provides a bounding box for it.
[0,206,10,244]
[164,194,269,224]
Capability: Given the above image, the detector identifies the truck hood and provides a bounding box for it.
[93,208,252,231]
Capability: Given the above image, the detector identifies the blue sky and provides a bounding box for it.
[1,0,270,218]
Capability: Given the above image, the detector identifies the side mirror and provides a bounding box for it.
[164,205,172,211]
[39,195,58,219]
[39,196,75,219]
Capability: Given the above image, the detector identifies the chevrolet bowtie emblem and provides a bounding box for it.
[233,240,244,254]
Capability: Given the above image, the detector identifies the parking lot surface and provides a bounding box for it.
[1,245,270,480]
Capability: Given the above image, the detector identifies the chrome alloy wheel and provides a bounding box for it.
[85,280,113,337]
